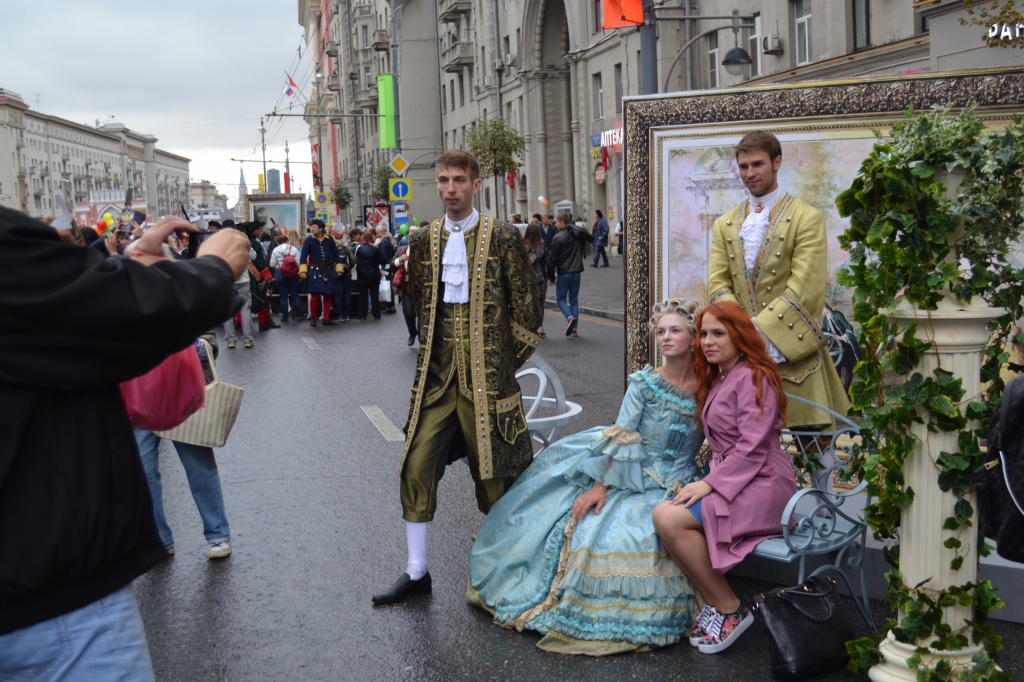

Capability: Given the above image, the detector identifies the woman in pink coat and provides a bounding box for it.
[653,300,796,654]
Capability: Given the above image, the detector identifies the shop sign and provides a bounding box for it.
[595,165,606,185]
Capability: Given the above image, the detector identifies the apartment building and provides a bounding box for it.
[300,0,1023,225]
[0,89,190,224]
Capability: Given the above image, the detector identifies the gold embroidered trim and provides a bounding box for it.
[602,425,642,445]
[511,322,543,348]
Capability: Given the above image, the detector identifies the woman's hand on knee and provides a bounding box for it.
[571,484,607,520]
[671,480,712,507]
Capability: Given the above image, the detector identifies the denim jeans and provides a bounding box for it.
[0,586,154,682]
[134,430,230,549]
[592,244,609,266]
[555,272,581,323]
[275,271,302,320]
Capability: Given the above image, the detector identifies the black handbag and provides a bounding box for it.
[751,575,853,680]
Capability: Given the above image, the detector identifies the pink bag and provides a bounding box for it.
[120,345,206,431]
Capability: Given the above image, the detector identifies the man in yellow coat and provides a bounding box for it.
[708,131,850,429]
[372,150,542,605]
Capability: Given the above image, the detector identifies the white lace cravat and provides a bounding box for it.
[442,208,479,304]
[738,186,784,273]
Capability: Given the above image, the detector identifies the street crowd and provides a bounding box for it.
[2,134,858,680]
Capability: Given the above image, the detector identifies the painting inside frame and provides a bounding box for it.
[245,193,306,232]
[623,67,1024,375]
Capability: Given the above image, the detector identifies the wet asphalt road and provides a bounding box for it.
[134,309,1022,681]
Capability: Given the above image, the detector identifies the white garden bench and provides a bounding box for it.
[515,355,583,451]
[749,394,876,630]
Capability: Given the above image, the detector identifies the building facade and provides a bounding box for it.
[0,89,190,225]
[299,0,1024,227]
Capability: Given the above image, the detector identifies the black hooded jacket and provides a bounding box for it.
[0,207,238,634]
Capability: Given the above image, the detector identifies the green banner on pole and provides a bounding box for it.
[378,73,396,149]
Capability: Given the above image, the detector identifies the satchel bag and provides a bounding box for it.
[120,345,206,431]
[752,575,853,680]
[155,341,244,448]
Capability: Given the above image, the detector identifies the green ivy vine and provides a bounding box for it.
[835,106,1024,680]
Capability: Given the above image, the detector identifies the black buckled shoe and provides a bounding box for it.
[371,572,432,605]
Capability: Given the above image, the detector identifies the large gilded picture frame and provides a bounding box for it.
[623,66,1024,374]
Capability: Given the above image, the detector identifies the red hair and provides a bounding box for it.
[694,301,788,427]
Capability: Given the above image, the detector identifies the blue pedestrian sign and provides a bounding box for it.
[389,178,412,202]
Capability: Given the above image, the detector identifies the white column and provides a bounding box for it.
[870,295,1000,681]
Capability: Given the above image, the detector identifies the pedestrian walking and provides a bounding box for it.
[546,212,588,337]
[353,228,384,320]
[269,233,302,322]
[591,210,610,267]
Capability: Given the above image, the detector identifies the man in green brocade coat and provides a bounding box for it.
[372,150,543,606]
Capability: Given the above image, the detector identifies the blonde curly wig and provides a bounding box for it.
[648,298,701,334]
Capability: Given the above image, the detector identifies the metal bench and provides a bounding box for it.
[515,354,583,451]
[749,394,875,630]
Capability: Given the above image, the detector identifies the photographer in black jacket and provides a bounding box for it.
[0,207,250,680]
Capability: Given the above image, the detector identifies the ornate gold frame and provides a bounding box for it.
[623,66,1024,374]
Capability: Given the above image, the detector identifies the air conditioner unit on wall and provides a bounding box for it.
[483,76,491,88]
[504,53,516,67]
[493,59,503,71]
[762,34,783,55]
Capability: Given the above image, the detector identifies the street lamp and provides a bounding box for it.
[643,8,755,94]
[314,71,324,192]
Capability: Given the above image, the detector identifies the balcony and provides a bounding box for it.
[372,29,388,51]
[325,40,339,57]
[439,0,471,22]
[357,46,374,65]
[353,3,372,19]
[355,79,378,109]
[442,41,474,73]
[327,73,341,92]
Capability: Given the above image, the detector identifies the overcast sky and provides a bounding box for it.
[1,0,316,203]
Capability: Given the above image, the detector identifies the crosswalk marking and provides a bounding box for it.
[361,405,406,442]
[302,337,321,350]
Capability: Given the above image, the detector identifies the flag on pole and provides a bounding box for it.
[283,74,299,97]
[601,0,642,29]
[506,171,516,189]
[601,146,610,170]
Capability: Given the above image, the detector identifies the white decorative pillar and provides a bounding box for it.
[870,295,1000,681]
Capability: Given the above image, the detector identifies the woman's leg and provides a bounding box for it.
[171,441,230,545]
[652,501,740,613]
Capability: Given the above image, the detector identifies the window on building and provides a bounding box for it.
[853,0,870,50]
[450,80,456,110]
[795,0,812,65]
[748,13,762,77]
[614,63,623,113]
[459,73,465,106]
[592,72,604,119]
[442,84,447,112]
[484,186,491,209]
[707,32,719,88]
[594,0,603,33]
[362,25,369,48]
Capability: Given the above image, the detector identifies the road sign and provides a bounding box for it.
[315,192,329,206]
[393,202,409,225]
[315,211,330,225]
[388,153,410,176]
[389,178,412,202]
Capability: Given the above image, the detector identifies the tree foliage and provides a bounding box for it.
[331,183,352,211]
[373,166,395,203]
[465,118,526,180]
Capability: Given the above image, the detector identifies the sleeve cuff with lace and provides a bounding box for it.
[571,454,647,493]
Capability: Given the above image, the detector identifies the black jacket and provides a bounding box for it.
[0,207,239,635]
[355,242,384,283]
[546,226,585,279]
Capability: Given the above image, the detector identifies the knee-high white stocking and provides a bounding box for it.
[405,521,429,580]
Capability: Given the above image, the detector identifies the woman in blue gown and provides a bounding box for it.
[467,299,706,655]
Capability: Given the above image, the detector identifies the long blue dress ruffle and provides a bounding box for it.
[467,366,706,655]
